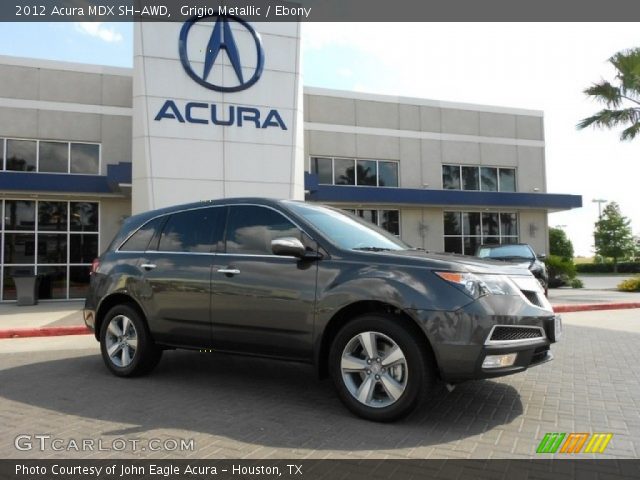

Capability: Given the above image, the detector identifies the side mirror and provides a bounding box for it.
[537,253,546,260]
[271,237,306,258]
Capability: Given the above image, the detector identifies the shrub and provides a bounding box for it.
[617,276,640,292]
[576,262,640,274]
[545,255,577,288]
[570,278,584,289]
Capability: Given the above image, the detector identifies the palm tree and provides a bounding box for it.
[577,48,640,141]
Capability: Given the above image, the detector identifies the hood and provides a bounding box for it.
[364,249,533,276]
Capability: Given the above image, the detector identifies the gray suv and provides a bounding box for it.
[84,198,561,422]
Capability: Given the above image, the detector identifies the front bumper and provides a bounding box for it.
[412,294,561,383]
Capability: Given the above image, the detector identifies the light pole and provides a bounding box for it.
[592,199,607,219]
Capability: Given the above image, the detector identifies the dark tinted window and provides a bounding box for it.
[225,206,301,255]
[312,157,333,185]
[38,202,68,231]
[159,207,224,253]
[120,216,166,252]
[442,165,460,189]
[334,158,355,185]
[356,160,377,186]
[71,143,100,174]
[4,200,35,230]
[444,212,461,235]
[499,168,516,192]
[6,139,36,172]
[378,161,398,187]
[462,166,479,190]
[70,202,99,232]
[480,167,498,191]
[39,141,68,173]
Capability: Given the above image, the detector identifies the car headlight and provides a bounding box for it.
[435,272,520,299]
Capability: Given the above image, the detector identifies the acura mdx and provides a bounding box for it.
[84,198,561,421]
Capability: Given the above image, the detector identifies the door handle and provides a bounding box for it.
[141,263,157,270]
[217,268,240,275]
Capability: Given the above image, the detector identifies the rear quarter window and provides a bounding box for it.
[119,216,166,252]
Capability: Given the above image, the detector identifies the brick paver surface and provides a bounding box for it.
[0,322,639,459]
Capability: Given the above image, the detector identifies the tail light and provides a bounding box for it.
[90,258,100,275]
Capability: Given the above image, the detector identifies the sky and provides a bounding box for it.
[0,22,638,256]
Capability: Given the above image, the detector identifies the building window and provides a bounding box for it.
[1,138,100,175]
[442,165,516,192]
[1,199,99,301]
[311,156,399,188]
[443,211,518,255]
[343,209,401,236]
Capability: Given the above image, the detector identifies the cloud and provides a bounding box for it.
[74,22,123,43]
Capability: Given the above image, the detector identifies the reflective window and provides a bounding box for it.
[225,206,301,255]
[444,212,462,235]
[480,167,498,191]
[4,200,35,230]
[38,234,68,263]
[38,266,67,300]
[39,142,68,173]
[6,139,36,172]
[353,209,400,236]
[311,157,332,185]
[0,138,100,174]
[356,160,377,186]
[158,207,223,253]
[70,235,99,263]
[4,233,36,263]
[443,165,516,192]
[499,168,516,192]
[442,165,461,190]
[0,200,99,300]
[444,211,518,255]
[461,166,479,190]
[334,158,356,185]
[38,202,68,231]
[70,202,99,232]
[378,161,399,187]
[120,216,167,252]
[71,143,100,174]
[311,157,398,188]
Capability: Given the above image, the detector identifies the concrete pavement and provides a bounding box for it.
[0,309,639,459]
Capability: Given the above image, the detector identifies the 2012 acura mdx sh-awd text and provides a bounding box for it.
[84,198,562,421]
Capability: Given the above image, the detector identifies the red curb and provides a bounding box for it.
[0,326,91,339]
[553,302,640,313]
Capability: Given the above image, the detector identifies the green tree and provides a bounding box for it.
[549,227,574,260]
[577,48,640,141]
[594,202,635,272]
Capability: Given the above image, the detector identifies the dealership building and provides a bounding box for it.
[0,19,581,301]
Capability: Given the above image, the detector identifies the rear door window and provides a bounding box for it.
[120,216,167,252]
[158,207,225,253]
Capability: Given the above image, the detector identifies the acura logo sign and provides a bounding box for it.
[178,15,265,92]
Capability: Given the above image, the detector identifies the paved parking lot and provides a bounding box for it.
[0,310,639,460]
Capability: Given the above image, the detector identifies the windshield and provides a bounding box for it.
[284,202,410,251]
[477,244,534,260]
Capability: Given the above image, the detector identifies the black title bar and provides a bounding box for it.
[3,0,640,22]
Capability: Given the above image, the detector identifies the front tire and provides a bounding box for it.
[99,304,162,377]
[329,314,435,422]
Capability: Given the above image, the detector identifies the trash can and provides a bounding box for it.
[12,274,41,306]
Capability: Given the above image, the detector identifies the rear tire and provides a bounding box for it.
[99,304,162,377]
[329,313,435,422]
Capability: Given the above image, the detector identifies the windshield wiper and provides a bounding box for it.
[353,246,393,252]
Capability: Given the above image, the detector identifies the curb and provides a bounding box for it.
[0,326,91,339]
[553,302,640,313]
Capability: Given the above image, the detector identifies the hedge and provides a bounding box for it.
[576,262,640,274]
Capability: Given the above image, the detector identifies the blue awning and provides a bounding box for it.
[305,173,582,210]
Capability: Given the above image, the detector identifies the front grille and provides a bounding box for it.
[521,290,544,307]
[489,326,543,342]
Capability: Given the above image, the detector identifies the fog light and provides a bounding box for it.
[482,353,517,369]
